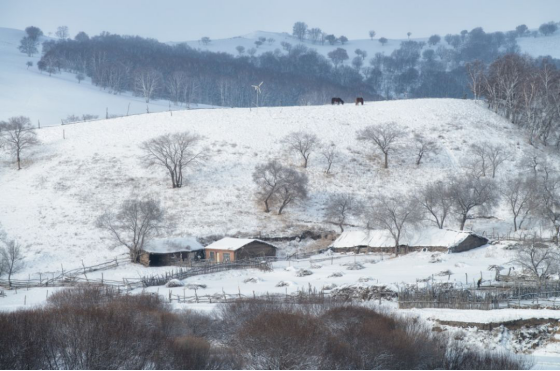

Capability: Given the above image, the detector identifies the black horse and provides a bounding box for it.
[331,97,344,105]
[355,97,364,105]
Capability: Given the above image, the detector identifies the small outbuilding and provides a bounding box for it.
[330,228,488,254]
[139,237,204,267]
[204,238,277,263]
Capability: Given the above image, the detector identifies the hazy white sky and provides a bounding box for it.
[0,0,558,41]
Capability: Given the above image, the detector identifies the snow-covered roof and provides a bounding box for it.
[331,228,478,249]
[204,237,276,251]
[142,237,204,254]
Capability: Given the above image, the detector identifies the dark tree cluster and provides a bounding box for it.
[38,33,372,107]
[0,287,532,370]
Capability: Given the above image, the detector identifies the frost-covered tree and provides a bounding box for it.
[292,22,308,41]
[74,31,90,42]
[320,141,339,174]
[539,175,560,244]
[414,134,439,165]
[539,22,558,36]
[252,160,307,214]
[55,26,69,39]
[500,176,538,231]
[281,131,320,168]
[352,56,363,71]
[200,36,211,45]
[357,122,405,169]
[428,34,441,46]
[418,181,452,229]
[166,71,188,105]
[0,116,39,170]
[327,48,349,68]
[369,30,376,40]
[0,239,25,288]
[516,24,528,37]
[276,169,308,215]
[365,193,422,254]
[448,175,499,230]
[236,45,245,55]
[96,198,167,263]
[134,68,162,103]
[18,37,38,57]
[511,237,559,284]
[338,36,348,45]
[325,34,337,45]
[379,37,388,46]
[324,194,360,232]
[24,26,43,41]
[140,132,205,188]
[307,28,322,44]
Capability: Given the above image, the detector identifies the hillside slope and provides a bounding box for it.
[0,99,556,274]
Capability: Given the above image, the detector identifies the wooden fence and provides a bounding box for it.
[398,281,560,310]
[141,259,272,287]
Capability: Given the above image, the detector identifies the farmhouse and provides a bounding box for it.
[330,228,488,254]
[204,238,277,262]
[139,237,204,267]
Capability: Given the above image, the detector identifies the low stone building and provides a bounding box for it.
[139,237,204,267]
[330,228,488,254]
[204,238,277,263]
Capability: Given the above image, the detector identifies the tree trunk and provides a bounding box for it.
[384,152,388,169]
[17,152,21,170]
[459,215,467,231]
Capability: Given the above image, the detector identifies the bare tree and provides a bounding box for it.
[324,194,360,232]
[276,169,308,215]
[357,123,405,169]
[465,60,485,100]
[0,116,39,170]
[236,45,245,55]
[448,175,499,230]
[417,181,452,229]
[511,238,559,284]
[55,26,69,39]
[281,131,320,168]
[500,176,538,231]
[365,193,422,255]
[320,141,339,174]
[539,175,560,244]
[414,134,439,165]
[252,161,307,214]
[134,68,162,103]
[200,37,211,46]
[486,144,512,178]
[292,22,308,41]
[252,160,285,213]
[0,239,24,287]
[468,144,490,177]
[140,132,205,189]
[96,198,167,263]
[166,71,188,105]
[369,30,376,40]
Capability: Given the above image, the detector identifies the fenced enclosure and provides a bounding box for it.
[398,281,560,310]
[141,259,272,287]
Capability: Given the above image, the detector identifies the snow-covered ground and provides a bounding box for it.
[1,98,556,277]
[0,27,214,126]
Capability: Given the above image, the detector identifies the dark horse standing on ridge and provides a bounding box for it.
[331,97,344,105]
[355,97,364,105]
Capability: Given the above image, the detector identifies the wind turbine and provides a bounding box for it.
[252,81,263,108]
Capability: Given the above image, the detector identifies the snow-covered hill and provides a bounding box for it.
[0,98,557,275]
[175,30,413,59]
[0,27,213,126]
[178,29,560,60]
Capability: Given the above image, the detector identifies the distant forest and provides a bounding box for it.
[35,23,560,107]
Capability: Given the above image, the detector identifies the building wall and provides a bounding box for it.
[236,241,276,260]
[206,242,276,263]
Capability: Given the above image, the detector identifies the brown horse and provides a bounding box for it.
[355,97,364,105]
[331,97,344,105]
